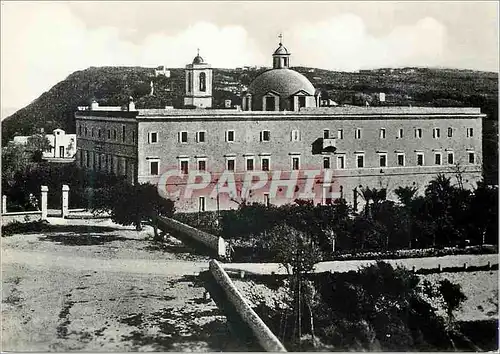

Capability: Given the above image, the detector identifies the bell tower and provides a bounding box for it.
[272,33,291,69]
[184,49,213,108]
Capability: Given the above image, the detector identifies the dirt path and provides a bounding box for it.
[1,220,250,352]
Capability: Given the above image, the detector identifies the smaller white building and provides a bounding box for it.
[12,129,77,159]
[155,66,171,78]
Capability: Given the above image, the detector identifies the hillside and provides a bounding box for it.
[2,66,498,182]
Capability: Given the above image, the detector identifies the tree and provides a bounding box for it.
[394,186,418,207]
[260,223,322,348]
[26,134,52,161]
[92,182,175,239]
[438,279,467,327]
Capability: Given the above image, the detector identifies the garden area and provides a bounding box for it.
[174,174,498,263]
[226,261,498,351]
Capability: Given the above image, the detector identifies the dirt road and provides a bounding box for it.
[1,219,249,352]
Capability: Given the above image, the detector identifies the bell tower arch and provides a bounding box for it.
[184,49,213,108]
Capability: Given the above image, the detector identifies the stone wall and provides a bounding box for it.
[209,259,287,352]
[1,211,42,225]
[157,216,226,258]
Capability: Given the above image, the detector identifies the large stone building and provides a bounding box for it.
[75,41,484,212]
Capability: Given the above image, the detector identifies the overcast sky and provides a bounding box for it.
[1,1,498,115]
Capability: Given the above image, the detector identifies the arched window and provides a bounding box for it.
[187,72,192,92]
[199,72,206,92]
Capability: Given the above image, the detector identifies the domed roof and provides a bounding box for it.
[273,43,289,55]
[248,69,315,97]
[192,54,204,64]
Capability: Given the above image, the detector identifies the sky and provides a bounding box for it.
[1,1,498,117]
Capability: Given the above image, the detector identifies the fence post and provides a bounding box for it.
[2,195,7,213]
[218,236,226,259]
[62,184,70,218]
[41,186,48,220]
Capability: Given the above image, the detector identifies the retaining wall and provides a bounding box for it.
[1,211,43,226]
[209,259,287,352]
[157,216,226,258]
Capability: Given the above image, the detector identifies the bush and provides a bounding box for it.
[2,220,49,237]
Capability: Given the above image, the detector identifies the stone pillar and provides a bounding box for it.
[41,186,48,220]
[62,185,70,218]
[2,195,7,213]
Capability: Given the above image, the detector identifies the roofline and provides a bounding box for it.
[135,113,486,122]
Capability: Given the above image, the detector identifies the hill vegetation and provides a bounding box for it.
[1,66,498,182]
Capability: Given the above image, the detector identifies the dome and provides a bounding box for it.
[248,68,315,98]
[273,43,289,55]
[192,55,204,64]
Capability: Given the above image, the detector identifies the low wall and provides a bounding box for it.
[209,259,287,352]
[1,211,42,225]
[157,216,226,258]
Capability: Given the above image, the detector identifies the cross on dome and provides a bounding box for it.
[278,33,283,44]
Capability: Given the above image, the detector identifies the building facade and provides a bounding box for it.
[13,128,76,159]
[75,43,485,213]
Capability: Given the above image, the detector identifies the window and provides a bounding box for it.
[91,128,95,137]
[398,128,404,139]
[107,130,111,139]
[149,132,158,144]
[323,129,330,139]
[380,128,386,139]
[467,128,474,137]
[417,153,424,166]
[199,72,206,92]
[98,129,102,138]
[397,153,405,166]
[323,157,331,169]
[179,131,188,143]
[187,72,192,92]
[291,156,300,170]
[196,131,206,143]
[260,130,270,142]
[415,128,422,139]
[246,157,254,171]
[198,159,206,171]
[263,193,270,207]
[132,131,135,143]
[468,152,475,164]
[337,129,344,140]
[434,152,442,165]
[447,152,454,165]
[78,125,82,136]
[150,160,159,175]
[337,155,345,169]
[379,154,387,167]
[356,154,364,168]
[85,127,88,136]
[226,158,235,171]
[86,151,90,167]
[291,130,300,141]
[180,159,189,174]
[298,96,306,109]
[261,157,270,171]
[198,196,206,212]
[447,127,453,138]
[122,126,126,143]
[265,96,276,111]
[226,130,235,142]
[113,129,117,140]
[355,128,362,139]
[433,128,441,139]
